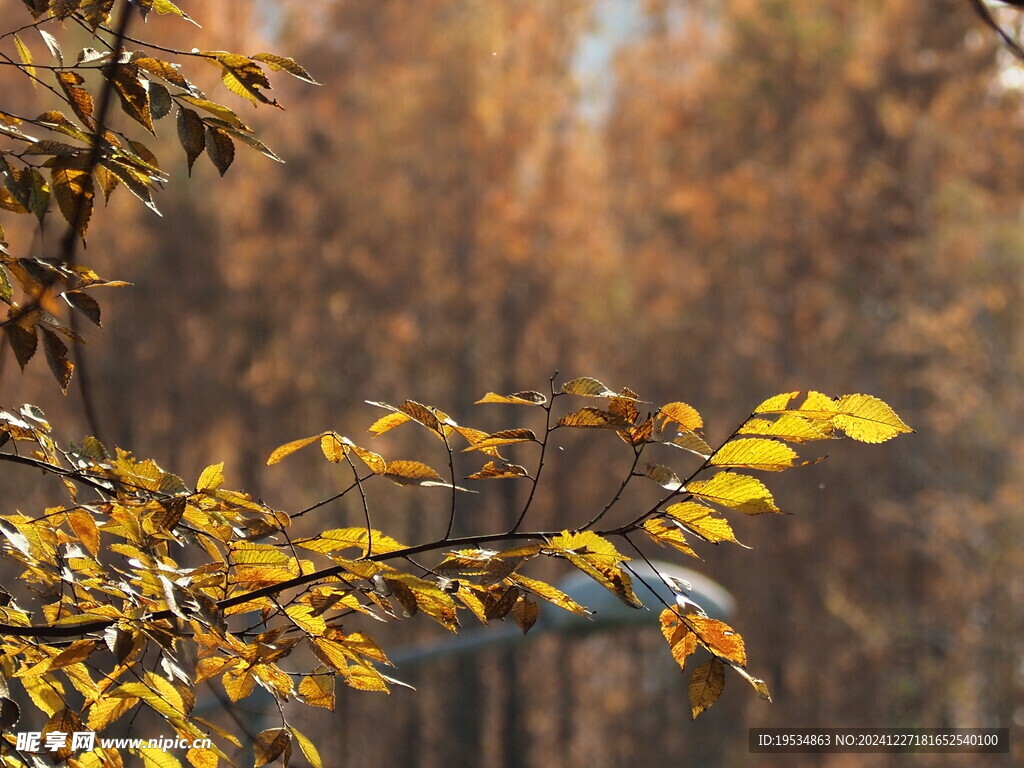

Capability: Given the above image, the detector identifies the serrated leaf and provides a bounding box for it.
[152,0,199,25]
[831,394,913,443]
[475,390,547,405]
[196,462,224,492]
[738,413,831,442]
[753,391,800,413]
[688,658,725,719]
[367,410,412,436]
[711,438,798,472]
[41,327,73,392]
[643,463,685,492]
[664,501,742,545]
[252,53,321,84]
[105,63,155,133]
[148,81,173,120]
[266,433,324,464]
[687,472,780,514]
[665,430,713,458]
[253,728,291,768]
[557,406,632,429]
[508,574,591,617]
[642,518,699,558]
[660,608,698,671]
[38,29,63,66]
[205,125,234,176]
[461,428,537,451]
[658,401,704,432]
[466,461,529,480]
[51,159,94,237]
[290,727,323,768]
[560,376,617,397]
[13,34,35,86]
[511,597,539,634]
[383,460,468,490]
[688,614,747,665]
[6,321,38,370]
[297,667,335,711]
[548,530,627,565]
[176,96,250,130]
[63,289,101,325]
[175,107,206,175]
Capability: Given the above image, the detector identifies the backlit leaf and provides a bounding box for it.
[290,727,324,768]
[51,163,93,239]
[660,608,698,671]
[63,290,102,325]
[382,460,444,486]
[753,391,800,413]
[560,376,617,397]
[297,668,335,711]
[711,438,798,472]
[252,53,321,84]
[738,413,831,442]
[831,394,913,443]
[687,472,780,514]
[688,614,747,665]
[367,410,412,436]
[475,390,547,405]
[665,430,712,458]
[266,433,324,464]
[642,518,699,558]
[461,428,537,451]
[196,463,224,492]
[658,401,703,432]
[643,463,685,492]
[13,35,35,85]
[105,63,154,133]
[466,461,529,480]
[688,658,725,719]
[557,407,632,429]
[55,71,93,125]
[509,574,591,617]
[664,501,742,545]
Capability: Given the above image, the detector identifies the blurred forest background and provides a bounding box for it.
[2,0,1022,766]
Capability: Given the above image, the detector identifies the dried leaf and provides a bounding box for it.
[688,658,725,719]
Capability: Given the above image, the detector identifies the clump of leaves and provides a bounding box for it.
[0,1,316,391]
[0,376,910,765]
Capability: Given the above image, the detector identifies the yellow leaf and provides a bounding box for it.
[251,53,321,84]
[512,597,540,634]
[658,401,704,432]
[738,414,831,442]
[688,658,725,719]
[367,411,411,436]
[19,673,64,716]
[508,574,591,617]
[196,463,224,492]
[831,394,913,443]
[461,428,537,452]
[86,695,136,731]
[560,376,617,397]
[266,434,324,465]
[185,747,219,768]
[383,460,447,487]
[753,392,800,413]
[557,407,632,429]
[285,605,326,637]
[466,461,530,480]
[475,391,547,405]
[642,519,699,558]
[13,34,35,85]
[711,438,797,472]
[311,433,342,463]
[659,608,698,671]
[139,747,182,768]
[688,614,747,665]
[687,472,780,514]
[221,668,255,702]
[290,727,324,768]
[664,501,742,545]
[548,530,627,566]
[297,668,335,710]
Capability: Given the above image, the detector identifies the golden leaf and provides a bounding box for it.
[13,34,35,85]
[738,413,831,442]
[557,407,633,429]
[290,727,324,768]
[711,438,798,472]
[688,658,725,719]
[666,430,713,458]
[320,433,347,463]
[657,401,704,432]
[511,597,539,634]
[548,530,627,566]
[367,411,412,436]
[642,519,699,559]
[298,668,335,711]
[195,463,225,492]
[383,460,444,486]
[461,428,537,451]
[687,472,780,514]
[688,615,747,666]
[466,461,530,480]
[659,608,698,671]
[753,392,800,413]
[475,390,547,405]
[831,394,913,443]
[664,501,742,545]
[560,376,618,397]
[251,53,321,84]
[508,574,591,617]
